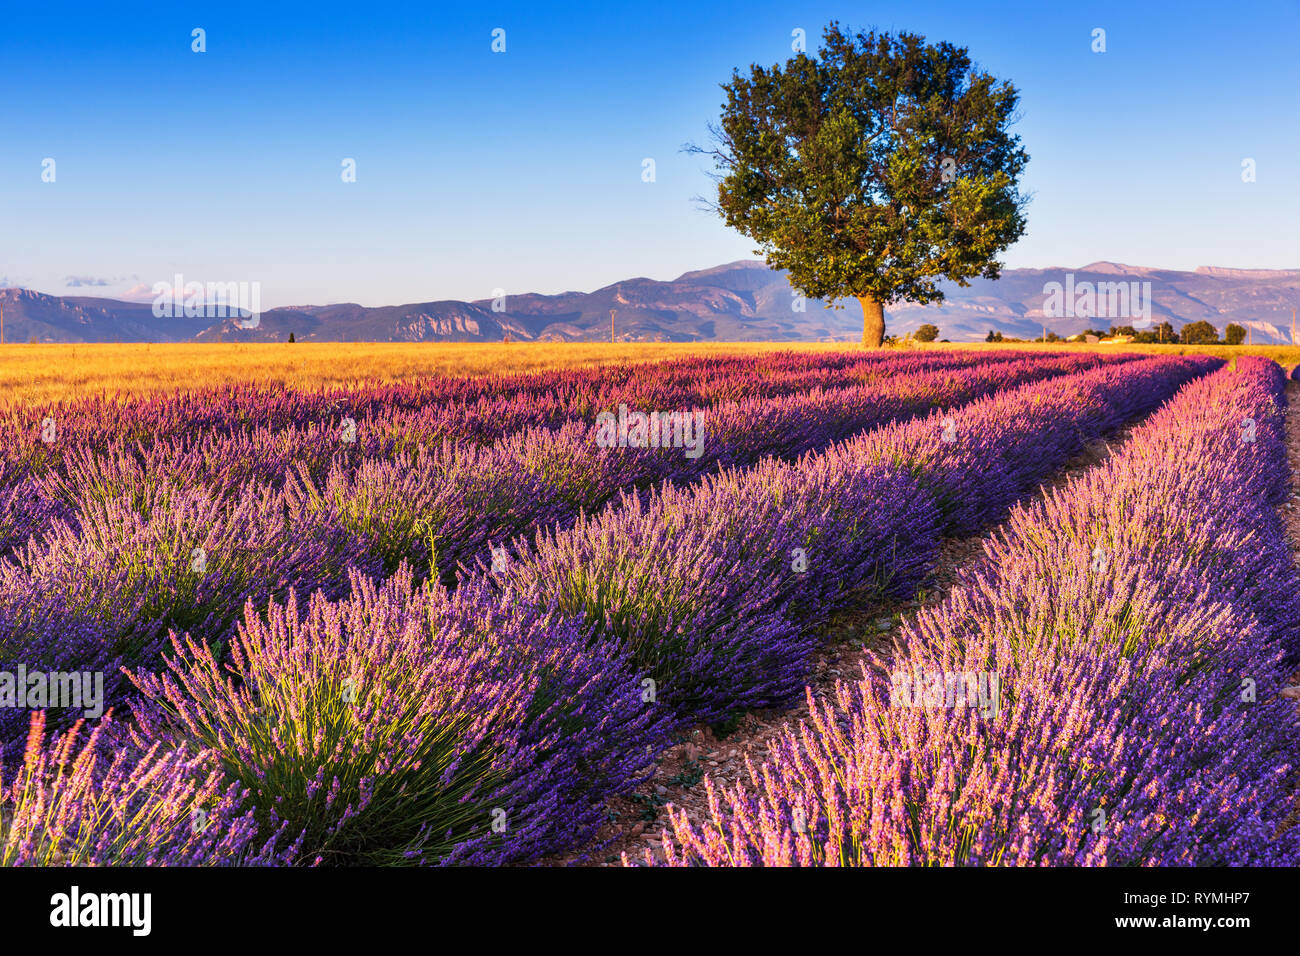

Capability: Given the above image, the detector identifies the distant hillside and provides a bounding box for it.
[0,287,213,342]
[4,260,1299,343]
[882,262,1300,343]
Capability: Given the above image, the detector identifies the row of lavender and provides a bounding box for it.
[0,353,1218,865]
[0,351,1126,611]
[491,354,1218,725]
[0,348,1057,557]
[652,356,1300,866]
[2,349,1035,473]
[0,350,1103,861]
[1,349,1088,516]
[292,351,1121,584]
[0,351,1115,825]
[1,352,1105,751]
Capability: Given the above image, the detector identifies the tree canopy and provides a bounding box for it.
[1181,320,1220,345]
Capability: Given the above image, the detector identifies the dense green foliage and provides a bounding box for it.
[1181,320,1220,345]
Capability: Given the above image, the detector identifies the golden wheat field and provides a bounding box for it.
[3,340,1298,404]
[0,342,865,405]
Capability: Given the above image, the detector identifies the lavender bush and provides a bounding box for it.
[128,567,667,865]
[1,481,379,667]
[1,712,296,866]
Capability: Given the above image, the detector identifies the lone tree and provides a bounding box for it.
[698,24,1029,347]
[914,323,940,342]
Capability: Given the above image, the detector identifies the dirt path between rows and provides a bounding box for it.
[547,421,1148,866]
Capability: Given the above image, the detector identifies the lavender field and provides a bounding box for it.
[2,348,1294,867]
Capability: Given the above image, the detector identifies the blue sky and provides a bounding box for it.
[2,0,1297,308]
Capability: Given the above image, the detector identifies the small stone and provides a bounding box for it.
[654,784,668,796]
[1280,686,1300,700]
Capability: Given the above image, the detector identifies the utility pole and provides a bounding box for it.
[1292,308,1296,346]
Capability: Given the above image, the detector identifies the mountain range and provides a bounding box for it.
[3,261,1299,344]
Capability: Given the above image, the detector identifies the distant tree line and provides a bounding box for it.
[971,321,1251,345]
[1103,321,1247,345]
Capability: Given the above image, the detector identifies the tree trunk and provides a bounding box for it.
[858,296,885,348]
